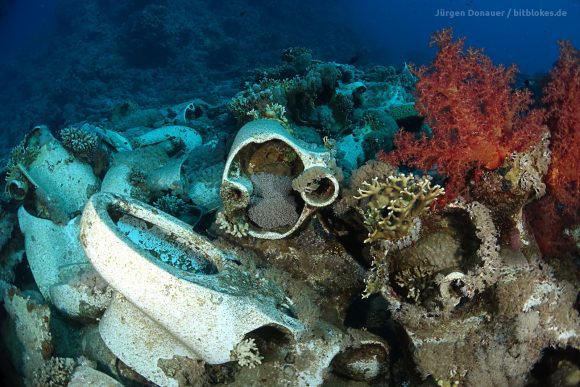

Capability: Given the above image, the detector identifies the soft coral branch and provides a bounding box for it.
[380,28,544,203]
[542,41,579,215]
[527,41,579,257]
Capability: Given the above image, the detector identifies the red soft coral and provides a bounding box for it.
[542,41,579,216]
[527,41,579,257]
[379,29,544,204]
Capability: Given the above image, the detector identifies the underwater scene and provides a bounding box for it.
[0,0,578,386]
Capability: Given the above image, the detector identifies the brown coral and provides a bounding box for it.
[354,173,444,243]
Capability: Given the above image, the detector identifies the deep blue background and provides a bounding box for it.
[1,0,577,73]
[0,0,577,154]
[340,0,579,74]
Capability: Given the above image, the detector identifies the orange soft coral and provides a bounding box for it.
[379,29,544,203]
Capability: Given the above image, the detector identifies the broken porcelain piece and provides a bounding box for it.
[89,124,133,152]
[80,192,304,383]
[134,125,202,153]
[290,323,390,386]
[101,164,139,197]
[100,293,200,386]
[5,178,28,201]
[170,99,209,125]
[336,81,367,97]
[18,207,89,301]
[101,145,189,200]
[49,264,113,321]
[18,206,111,320]
[16,125,100,222]
[220,119,340,239]
[146,156,188,195]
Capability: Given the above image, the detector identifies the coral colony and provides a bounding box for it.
[0,29,578,386]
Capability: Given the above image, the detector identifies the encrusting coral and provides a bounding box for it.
[291,165,331,194]
[504,132,551,200]
[354,173,444,243]
[247,173,299,230]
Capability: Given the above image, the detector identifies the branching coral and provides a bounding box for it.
[231,338,263,369]
[379,29,545,204]
[247,103,289,125]
[60,126,99,159]
[215,211,249,238]
[333,159,395,217]
[229,86,289,125]
[354,173,444,243]
[5,139,39,172]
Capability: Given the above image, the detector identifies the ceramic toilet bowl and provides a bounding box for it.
[80,193,303,384]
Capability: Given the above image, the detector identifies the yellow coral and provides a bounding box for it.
[355,174,444,243]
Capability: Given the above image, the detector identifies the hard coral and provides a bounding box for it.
[60,127,98,159]
[248,173,299,230]
[380,29,544,204]
[354,173,444,243]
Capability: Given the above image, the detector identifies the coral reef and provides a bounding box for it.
[380,29,546,204]
[0,29,577,387]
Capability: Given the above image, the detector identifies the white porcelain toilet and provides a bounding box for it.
[80,192,303,386]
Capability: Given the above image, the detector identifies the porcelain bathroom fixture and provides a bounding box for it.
[18,206,111,320]
[220,119,340,239]
[80,192,304,385]
[7,126,100,223]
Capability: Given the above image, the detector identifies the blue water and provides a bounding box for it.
[341,0,579,74]
[0,0,59,55]
[1,0,577,71]
[0,0,577,150]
